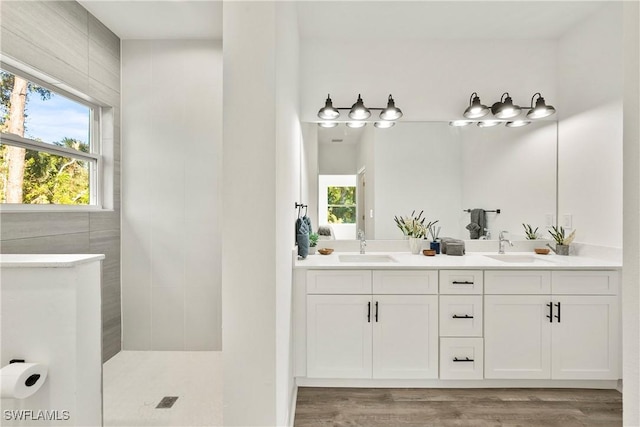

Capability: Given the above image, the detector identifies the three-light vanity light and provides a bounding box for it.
[317,94,403,129]
[452,92,556,128]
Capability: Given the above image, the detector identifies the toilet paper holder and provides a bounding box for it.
[8,359,41,387]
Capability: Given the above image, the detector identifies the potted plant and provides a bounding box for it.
[547,225,576,256]
[394,211,438,254]
[522,223,539,240]
[309,232,319,255]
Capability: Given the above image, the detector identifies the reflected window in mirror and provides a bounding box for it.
[319,175,357,239]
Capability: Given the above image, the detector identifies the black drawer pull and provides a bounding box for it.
[546,302,553,323]
[452,314,474,319]
[375,301,379,322]
[554,302,561,323]
[453,357,474,362]
[452,281,474,285]
[367,301,371,323]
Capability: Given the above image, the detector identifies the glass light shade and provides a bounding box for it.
[491,94,521,119]
[379,95,403,120]
[505,120,531,128]
[348,94,371,120]
[318,94,340,120]
[318,121,339,128]
[477,120,501,128]
[463,94,489,119]
[449,120,473,127]
[374,121,395,129]
[527,96,556,119]
[346,121,367,128]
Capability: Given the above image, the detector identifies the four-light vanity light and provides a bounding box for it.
[451,92,556,128]
[317,94,403,129]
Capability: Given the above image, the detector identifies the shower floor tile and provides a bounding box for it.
[103,351,222,426]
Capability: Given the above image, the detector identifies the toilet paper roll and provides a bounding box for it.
[0,362,48,399]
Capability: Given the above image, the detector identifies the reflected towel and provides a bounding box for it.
[466,209,486,239]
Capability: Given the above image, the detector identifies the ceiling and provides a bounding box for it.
[77,1,607,41]
[318,125,365,145]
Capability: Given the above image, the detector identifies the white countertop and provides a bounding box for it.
[294,251,621,270]
[0,254,105,268]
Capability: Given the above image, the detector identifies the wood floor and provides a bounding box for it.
[294,388,622,427]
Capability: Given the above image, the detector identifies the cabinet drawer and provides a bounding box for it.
[552,271,619,295]
[439,296,483,337]
[372,270,438,294]
[306,270,372,294]
[485,270,551,294]
[440,338,484,380]
[440,270,483,294]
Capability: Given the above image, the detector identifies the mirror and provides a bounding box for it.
[301,121,557,240]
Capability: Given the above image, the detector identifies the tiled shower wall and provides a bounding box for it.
[0,1,121,362]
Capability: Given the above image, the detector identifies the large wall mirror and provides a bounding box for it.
[300,121,557,241]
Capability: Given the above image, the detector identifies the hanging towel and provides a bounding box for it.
[466,208,486,239]
[296,216,311,259]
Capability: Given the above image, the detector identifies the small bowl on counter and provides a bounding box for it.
[423,249,437,256]
[534,248,550,255]
[318,248,334,255]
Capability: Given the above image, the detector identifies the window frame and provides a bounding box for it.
[0,63,104,211]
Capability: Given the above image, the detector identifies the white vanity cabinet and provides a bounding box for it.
[484,270,620,380]
[305,270,438,379]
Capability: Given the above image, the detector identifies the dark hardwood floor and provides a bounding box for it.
[294,388,622,427]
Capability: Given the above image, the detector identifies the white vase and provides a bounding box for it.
[408,237,423,254]
[309,246,317,255]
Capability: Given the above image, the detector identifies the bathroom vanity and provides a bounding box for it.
[293,252,621,388]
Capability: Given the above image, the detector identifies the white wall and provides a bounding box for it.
[622,1,640,424]
[121,40,222,351]
[222,2,300,426]
[275,2,301,426]
[301,39,557,122]
[301,123,319,230]
[557,4,623,249]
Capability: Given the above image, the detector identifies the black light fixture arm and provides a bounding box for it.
[469,92,479,105]
[530,92,542,108]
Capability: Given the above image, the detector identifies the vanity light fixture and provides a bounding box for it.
[505,120,531,128]
[346,121,367,129]
[491,92,522,119]
[379,95,403,120]
[374,121,395,129]
[526,93,556,119]
[348,94,371,120]
[477,120,501,128]
[316,94,402,128]
[449,120,473,127]
[463,92,490,119]
[318,121,339,128]
[318,94,340,120]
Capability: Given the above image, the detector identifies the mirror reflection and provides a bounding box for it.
[302,121,557,241]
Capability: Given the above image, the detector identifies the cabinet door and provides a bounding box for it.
[306,295,372,378]
[372,295,438,379]
[485,295,552,379]
[551,296,620,380]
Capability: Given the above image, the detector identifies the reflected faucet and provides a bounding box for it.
[357,229,366,254]
[498,231,513,254]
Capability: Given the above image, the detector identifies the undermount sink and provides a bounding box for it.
[338,254,397,263]
[484,254,552,263]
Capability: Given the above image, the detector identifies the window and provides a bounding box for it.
[0,66,100,207]
[327,185,356,224]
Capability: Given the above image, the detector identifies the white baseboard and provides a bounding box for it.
[287,384,298,427]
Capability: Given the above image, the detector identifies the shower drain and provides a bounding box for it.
[156,396,179,409]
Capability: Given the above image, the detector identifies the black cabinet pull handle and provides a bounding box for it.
[453,357,474,362]
[546,302,553,323]
[554,302,561,323]
[367,301,371,323]
[452,314,474,319]
[375,301,379,322]
[452,281,474,285]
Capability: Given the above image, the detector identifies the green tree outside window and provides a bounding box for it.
[327,186,356,224]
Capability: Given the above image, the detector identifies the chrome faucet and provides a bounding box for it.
[357,229,366,254]
[498,230,513,254]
